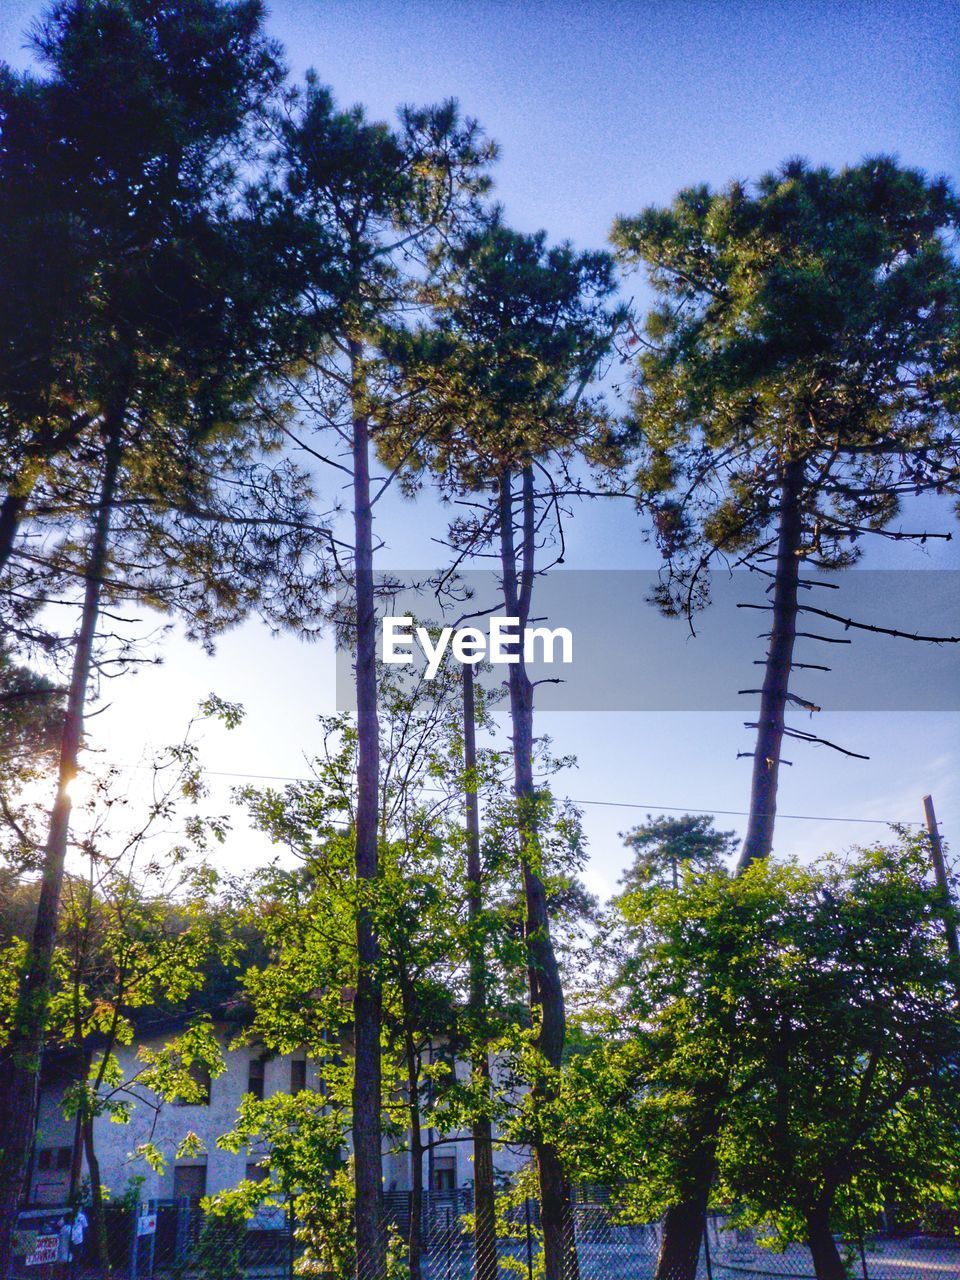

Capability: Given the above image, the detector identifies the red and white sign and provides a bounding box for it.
[25,1235,59,1266]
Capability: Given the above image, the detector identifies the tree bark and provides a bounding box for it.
[0,409,124,1279]
[82,1116,110,1272]
[463,665,497,1280]
[0,492,28,575]
[498,466,576,1280]
[738,455,806,870]
[655,1191,709,1280]
[804,1204,846,1280]
[657,458,807,1280]
[404,1035,423,1280]
[349,340,385,1280]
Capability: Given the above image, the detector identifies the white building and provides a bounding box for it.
[27,1022,527,1209]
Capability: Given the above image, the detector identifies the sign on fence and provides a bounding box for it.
[25,1235,60,1266]
[137,1213,157,1237]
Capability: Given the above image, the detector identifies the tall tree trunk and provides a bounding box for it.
[655,1197,707,1280]
[463,665,497,1280]
[82,1115,110,1272]
[68,1107,84,1207]
[0,411,123,1279]
[349,340,385,1280]
[656,457,806,1280]
[653,1141,715,1280]
[405,1036,423,1280]
[498,466,576,1280]
[804,1204,846,1280]
[737,455,806,870]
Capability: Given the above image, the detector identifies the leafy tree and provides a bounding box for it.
[218,1095,358,1279]
[261,79,494,1274]
[612,157,960,1280]
[619,814,737,891]
[0,0,296,632]
[555,838,960,1280]
[229,662,508,1280]
[380,215,621,1280]
[2,707,241,1265]
[0,4,325,1259]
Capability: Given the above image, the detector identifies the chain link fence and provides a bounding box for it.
[11,1195,958,1280]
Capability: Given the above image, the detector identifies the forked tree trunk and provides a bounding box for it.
[0,411,124,1279]
[657,457,807,1280]
[349,340,385,1280]
[655,1195,708,1280]
[804,1204,846,1280]
[498,466,577,1280]
[653,1144,715,1280]
[463,665,497,1280]
[737,455,806,870]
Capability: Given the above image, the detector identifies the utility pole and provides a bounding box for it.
[922,794,960,1001]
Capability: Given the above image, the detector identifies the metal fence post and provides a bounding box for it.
[524,1198,533,1280]
[146,1202,156,1280]
[702,1213,712,1280]
[287,1197,295,1280]
[129,1204,140,1280]
[855,1210,869,1280]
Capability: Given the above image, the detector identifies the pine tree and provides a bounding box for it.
[613,156,960,1280]
[381,217,621,1280]
[0,4,310,1265]
[262,78,494,1279]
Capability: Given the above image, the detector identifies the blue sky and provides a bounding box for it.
[2,0,958,894]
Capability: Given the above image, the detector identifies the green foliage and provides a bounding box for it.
[379,213,623,496]
[0,647,63,862]
[215,1092,355,1278]
[619,813,738,891]
[187,1202,248,1280]
[614,157,960,608]
[554,836,960,1241]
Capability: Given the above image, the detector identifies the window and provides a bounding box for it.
[245,1162,269,1184]
[248,1056,265,1101]
[290,1058,306,1094]
[173,1164,207,1203]
[173,1061,211,1106]
[36,1148,71,1172]
[431,1157,456,1192]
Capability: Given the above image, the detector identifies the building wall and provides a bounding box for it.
[31,1070,77,1207]
[29,1027,528,1207]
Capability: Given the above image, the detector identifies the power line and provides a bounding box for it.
[96,761,922,827]
[564,798,919,826]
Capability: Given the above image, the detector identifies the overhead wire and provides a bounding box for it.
[94,761,923,826]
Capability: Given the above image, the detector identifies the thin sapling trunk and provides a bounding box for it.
[463,664,497,1280]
